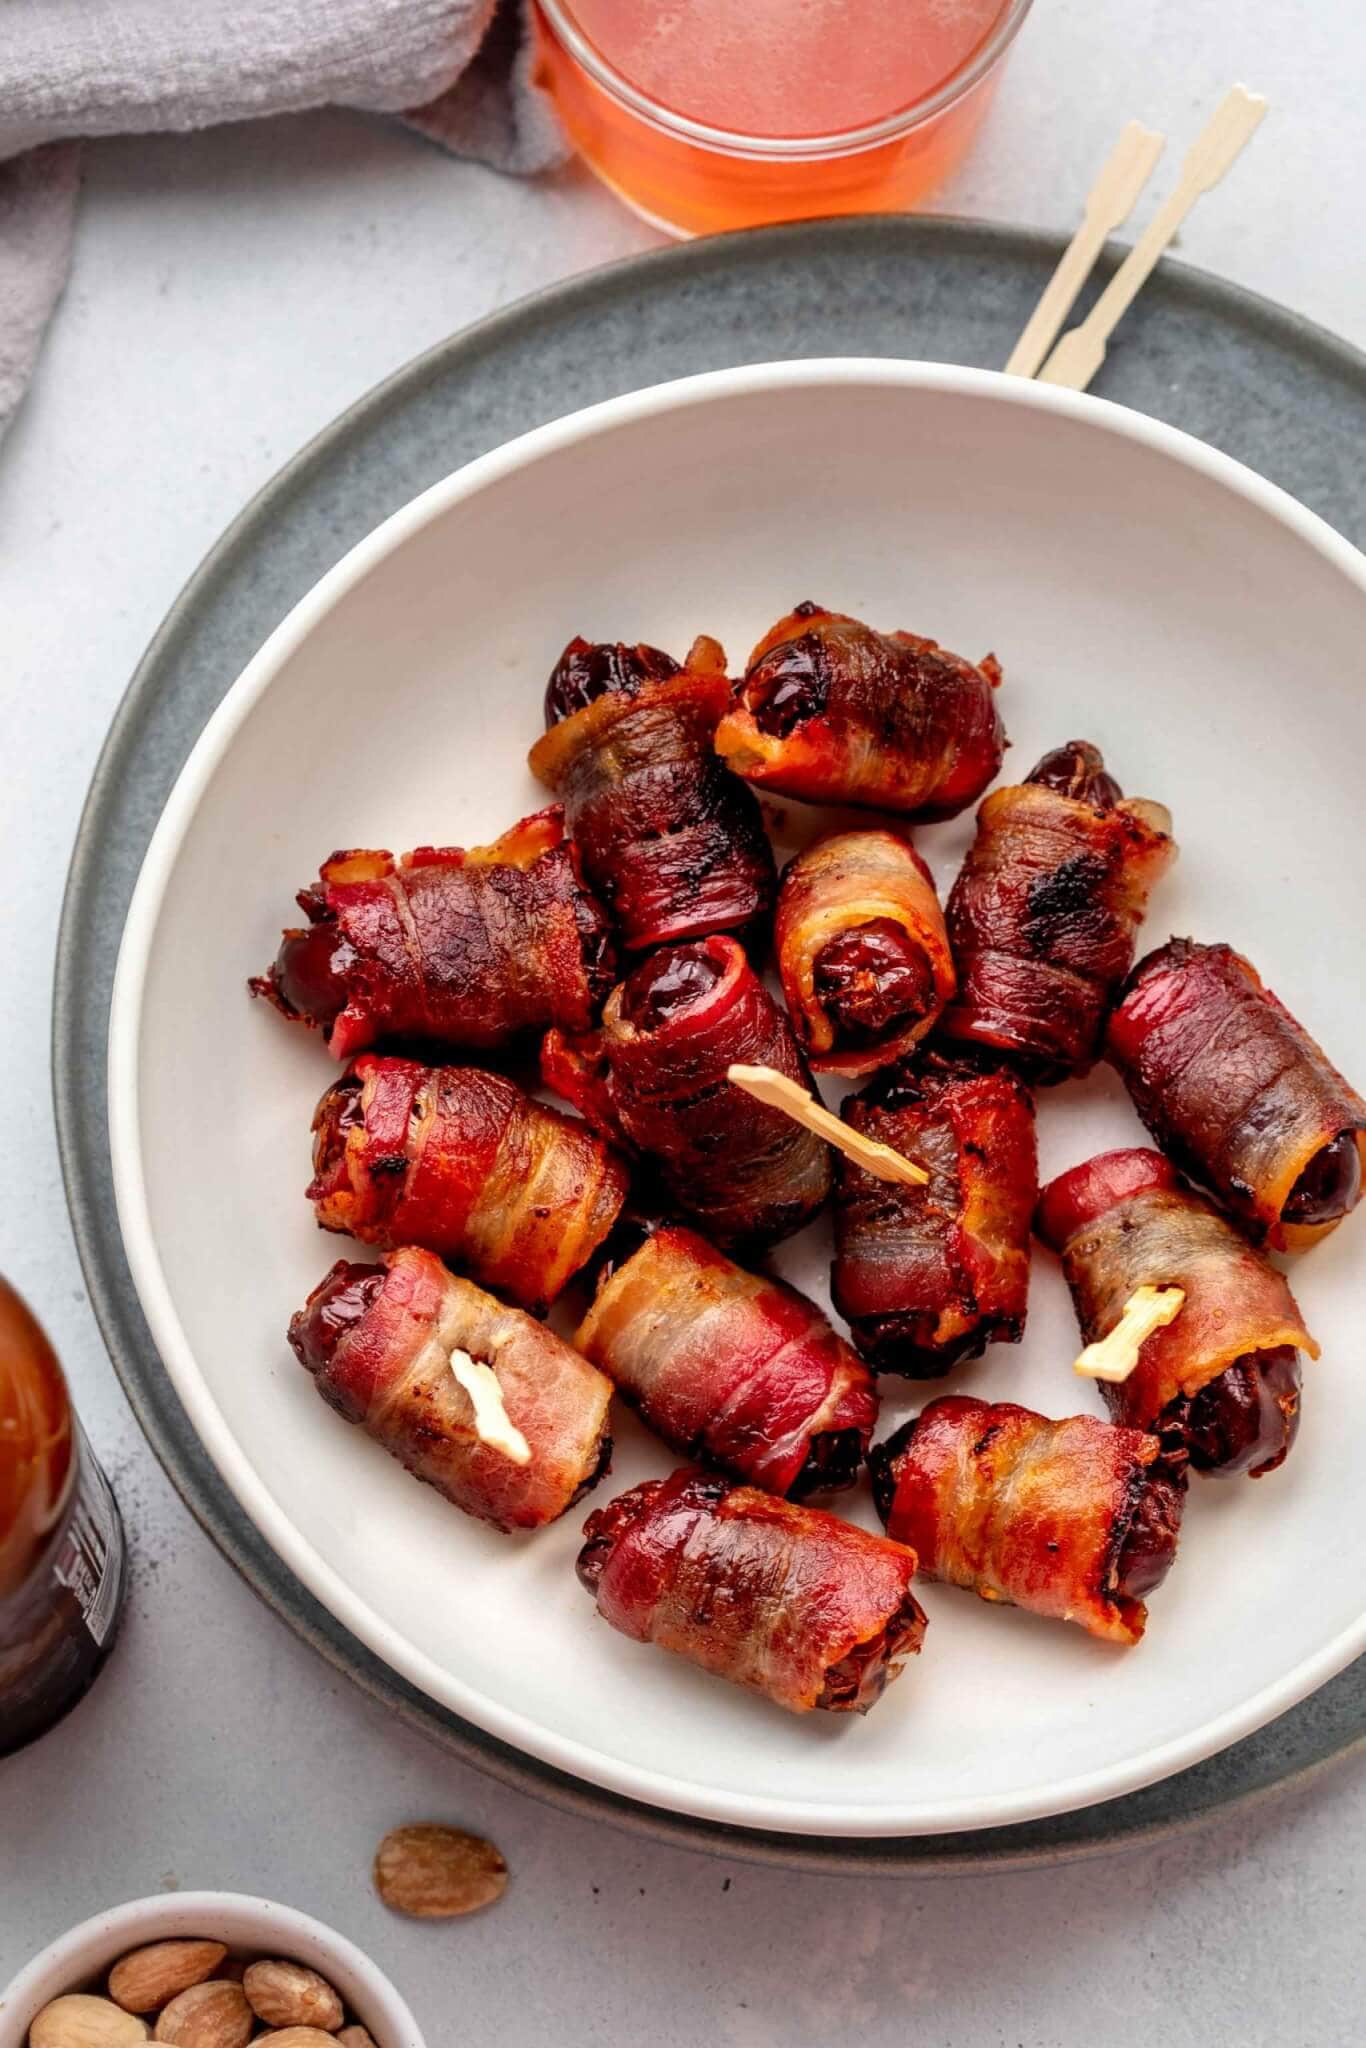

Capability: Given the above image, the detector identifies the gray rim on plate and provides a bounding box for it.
[54,215,1365,1872]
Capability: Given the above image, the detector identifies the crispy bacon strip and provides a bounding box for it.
[774,828,956,1075]
[529,636,776,951]
[249,806,613,1061]
[868,1395,1185,1646]
[1107,938,1366,1250]
[576,1224,878,1498]
[1036,1149,1318,1478]
[542,934,832,1250]
[288,1247,613,1531]
[308,1056,629,1314]
[713,602,1005,818]
[832,1054,1036,1376]
[941,743,1175,1081]
[577,1469,926,1713]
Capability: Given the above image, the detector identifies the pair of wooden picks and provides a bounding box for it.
[1004,83,1269,390]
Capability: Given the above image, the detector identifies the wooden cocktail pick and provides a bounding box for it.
[446,1346,530,1463]
[1005,120,1165,379]
[726,1063,929,1188]
[1037,86,1268,391]
[1073,1284,1185,1383]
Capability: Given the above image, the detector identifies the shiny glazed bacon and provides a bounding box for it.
[288,1246,613,1531]
[576,1224,878,1499]
[941,742,1175,1081]
[1037,1149,1317,1478]
[542,934,832,1250]
[529,635,775,951]
[774,827,955,1075]
[713,601,1005,817]
[1107,937,1366,1250]
[577,1468,926,1713]
[249,806,613,1060]
[869,1395,1185,1645]
[309,1055,628,1314]
[833,1053,1036,1377]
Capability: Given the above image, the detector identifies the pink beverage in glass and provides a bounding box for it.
[534,0,1032,235]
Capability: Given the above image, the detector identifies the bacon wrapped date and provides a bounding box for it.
[250,806,613,1060]
[1036,1149,1318,1478]
[308,1055,629,1314]
[577,1468,926,1713]
[868,1395,1185,1645]
[529,635,776,952]
[542,934,832,1250]
[576,1223,877,1498]
[832,1053,1036,1376]
[940,742,1175,1081]
[288,1246,613,1531]
[713,601,1005,818]
[1107,937,1366,1251]
[774,828,956,1075]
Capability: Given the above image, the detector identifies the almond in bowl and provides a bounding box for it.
[4,1897,424,2048]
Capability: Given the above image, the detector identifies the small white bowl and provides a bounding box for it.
[0,1892,427,2047]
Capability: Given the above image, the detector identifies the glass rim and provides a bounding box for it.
[535,0,1035,159]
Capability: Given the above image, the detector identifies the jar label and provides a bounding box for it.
[53,1430,123,1649]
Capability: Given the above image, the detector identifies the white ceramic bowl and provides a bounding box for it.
[108,360,1366,1839]
[0,1892,426,2045]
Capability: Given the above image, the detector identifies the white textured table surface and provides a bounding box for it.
[2,3,1363,2039]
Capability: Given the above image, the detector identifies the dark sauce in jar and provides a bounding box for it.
[0,1278,127,1758]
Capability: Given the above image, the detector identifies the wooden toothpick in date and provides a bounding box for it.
[444,1343,531,1464]
[1073,1284,1186,1383]
[726,1063,929,1188]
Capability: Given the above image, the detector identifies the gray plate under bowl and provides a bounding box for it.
[54,215,1364,1872]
